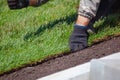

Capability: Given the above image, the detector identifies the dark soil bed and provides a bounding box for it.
[0,36,120,80]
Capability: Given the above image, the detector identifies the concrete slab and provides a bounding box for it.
[90,59,120,80]
[37,52,120,80]
[37,63,90,80]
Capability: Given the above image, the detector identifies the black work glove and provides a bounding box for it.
[69,24,89,52]
[7,0,29,9]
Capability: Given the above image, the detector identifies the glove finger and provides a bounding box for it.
[7,0,17,4]
[7,0,18,9]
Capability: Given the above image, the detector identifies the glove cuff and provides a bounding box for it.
[74,24,88,31]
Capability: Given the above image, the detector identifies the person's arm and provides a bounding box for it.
[7,0,49,9]
[29,0,49,7]
[69,0,101,51]
[76,0,101,26]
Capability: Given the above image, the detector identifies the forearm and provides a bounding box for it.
[29,0,49,7]
[7,0,49,9]
[78,0,101,20]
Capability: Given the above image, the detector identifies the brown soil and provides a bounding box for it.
[0,36,120,80]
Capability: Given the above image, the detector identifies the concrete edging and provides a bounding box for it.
[37,52,120,80]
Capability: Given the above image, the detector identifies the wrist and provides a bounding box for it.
[29,0,38,6]
[76,15,90,26]
[74,24,88,31]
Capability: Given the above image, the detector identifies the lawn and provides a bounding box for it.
[0,0,120,74]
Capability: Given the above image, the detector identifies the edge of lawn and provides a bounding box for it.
[0,33,120,76]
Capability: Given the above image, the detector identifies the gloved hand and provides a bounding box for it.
[69,24,89,52]
[7,0,29,9]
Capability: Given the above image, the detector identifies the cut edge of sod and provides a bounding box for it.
[0,33,120,76]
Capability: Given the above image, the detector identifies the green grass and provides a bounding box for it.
[0,0,120,74]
